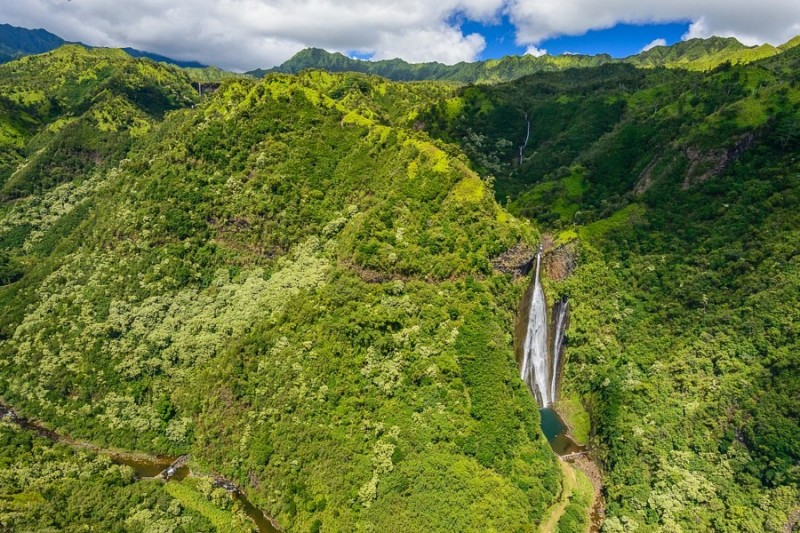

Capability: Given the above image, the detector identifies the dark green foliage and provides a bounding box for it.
[0,251,22,285]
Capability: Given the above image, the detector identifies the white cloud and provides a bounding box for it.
[641,37,667,52]
[0,0,504,71]
[525,45,547,57]
[1,1,800,70]
[507,0,800,49]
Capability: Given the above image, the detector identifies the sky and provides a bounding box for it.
[2,1,799,71]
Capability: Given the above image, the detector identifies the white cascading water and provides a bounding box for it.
[521,248,552,407]
[549,300,569,403]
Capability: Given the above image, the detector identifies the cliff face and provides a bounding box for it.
[542,242,578,282]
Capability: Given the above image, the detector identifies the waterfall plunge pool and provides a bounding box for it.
[540,407,584,456]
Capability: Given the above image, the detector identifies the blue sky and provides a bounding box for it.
[461,18,693,59]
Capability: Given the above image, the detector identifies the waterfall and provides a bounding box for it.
[520,248,569,407]
[521,247,552,406]
[519,113,531,165]
[549,299,569,404]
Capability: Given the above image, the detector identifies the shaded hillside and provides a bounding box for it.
[423,46,800,531]
[0,49,562,531]
[121,47,207,69]
[0,23,64,63]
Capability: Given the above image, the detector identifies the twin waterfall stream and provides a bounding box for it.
[520,247,568,408]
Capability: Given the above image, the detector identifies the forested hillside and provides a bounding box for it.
[0,46,562,531]
[424,45,800,532]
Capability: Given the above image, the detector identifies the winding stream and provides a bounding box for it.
[0,402,278,533]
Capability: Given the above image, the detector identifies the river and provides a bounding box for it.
[0,402,278,533]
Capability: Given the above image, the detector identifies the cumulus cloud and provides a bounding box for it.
[507,0,800,48]
[641,38,667,52]
[0,0,503,70]
[1,1,800,70]
[525,45,547,57]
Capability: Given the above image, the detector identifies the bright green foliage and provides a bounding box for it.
[165,478,256,532]
[254,36,800,84]
[253,47,614,83]
[0,45,197,196]
[0,423,215,531]
[0,51,558,531]
[627,36,781,71]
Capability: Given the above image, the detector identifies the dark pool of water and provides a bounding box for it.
[112,455,190,481]
[237,493,280,533]
[540,407,584,456]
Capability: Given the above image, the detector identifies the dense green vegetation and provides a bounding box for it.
[0,422,219,531]
[555,468,593,533]
[252,47,613,83]
[0,46,562,531]
[426,42,800,532]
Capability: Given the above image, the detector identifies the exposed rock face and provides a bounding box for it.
[492,241,536,278]
[493,238,577,281]
[635,133,756,193]
[682,133,755,189]
[542,242,578,281]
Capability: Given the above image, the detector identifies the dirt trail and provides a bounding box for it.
[540,458,577,532]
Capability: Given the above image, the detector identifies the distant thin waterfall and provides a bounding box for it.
[521,247,551,406]
[549,299,569,404]
[519,113,531,165]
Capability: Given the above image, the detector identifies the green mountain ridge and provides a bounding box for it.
[255,35,800,83]
[0,23,65,64]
